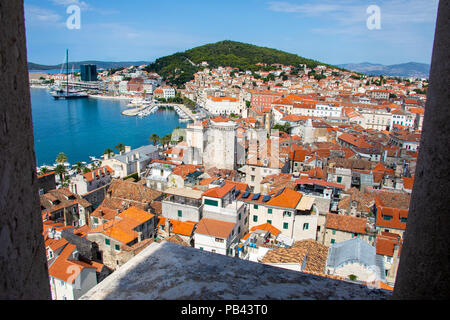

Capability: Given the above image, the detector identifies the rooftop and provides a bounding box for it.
[80,241,391,300]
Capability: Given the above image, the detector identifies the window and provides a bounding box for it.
[268,208,272,214]
[211,249,216,253]
[303,223,309,230]
[178,210,182,217]
[253,215,258,222]
[254,204,258,210]
[337,176,342,183]
[332,229,336,235]
[215,237,224,243]
[238,226,241,234]
[199,247,203,251]
[267,220,272,225]
[238,213,241,220]
[93,217,98,224]
[400,217,407,223]
[204,199,219,207]
[105,238,110,246]
[331,239,335,244]
[283,222,289,230]
[383,215,393,221]
[115,244,120,251]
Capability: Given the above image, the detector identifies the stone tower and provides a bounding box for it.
[204,117,238,170]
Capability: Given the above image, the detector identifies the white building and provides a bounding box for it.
[314,104,342,118]
[102,145,159,179]
[69,166,114,195]
[241,188,319,242]
[194,218,239,256]
[204,96,243,116]
[48,244,98,300]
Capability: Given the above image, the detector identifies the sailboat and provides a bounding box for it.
[50,49,88,100]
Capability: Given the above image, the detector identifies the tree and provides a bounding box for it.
[115,143,125,154]
[82,167,91,174]
[39,167,49,175]
[56,152,68,165]
[55,164,67,184]
[149,133,160,146]
[246,101,251,108]
[73,162,85,174]
[104,148,114,158]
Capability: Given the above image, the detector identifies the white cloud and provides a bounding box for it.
[51,0,90,10]
[267,0,439,34]
[24,4,62,25]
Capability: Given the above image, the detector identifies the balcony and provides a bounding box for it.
[163,194,203,208]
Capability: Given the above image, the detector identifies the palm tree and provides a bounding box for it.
[104,148,114,158]
[39,166,49,175]
[165,134,172,146]
[115,143,125,154]
[82,166,91,174]
[73,162,85,174]
[56,152,68,165]
[149,133,159,146]
[55,164,67,184]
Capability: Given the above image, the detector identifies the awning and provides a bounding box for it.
[296,195,315,211]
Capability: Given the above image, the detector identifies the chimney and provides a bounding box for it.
[137,231,143,242]
[165,218,171,236]
[92,171,95,180]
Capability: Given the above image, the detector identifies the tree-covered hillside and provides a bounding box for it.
[145,40,334,87]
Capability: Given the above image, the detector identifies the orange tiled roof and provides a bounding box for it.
[195,218,235,239]
[250,223,281,236]
[202,183,235,199]
[325,213,367,234]
[266,187,302,209]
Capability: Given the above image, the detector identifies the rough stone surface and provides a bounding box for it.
[0,1,51,299]
[393,1,450,299]
[81,242,391,300]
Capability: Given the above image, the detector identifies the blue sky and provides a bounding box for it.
[24,0,439,66]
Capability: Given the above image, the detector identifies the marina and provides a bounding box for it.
[30,87,187,167]
[121,101,196,122]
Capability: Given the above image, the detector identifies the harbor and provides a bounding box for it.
[121,100,199,122]
[30,87,187,167]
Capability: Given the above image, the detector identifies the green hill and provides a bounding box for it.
[145,40,335,87]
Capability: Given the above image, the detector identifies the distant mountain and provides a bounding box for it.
[145,40,341,86]
[28,61,149,71]
[337,62,430,78]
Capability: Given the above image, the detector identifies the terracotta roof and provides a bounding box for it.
[326,213,367,234]
[164,235,190,247]
[266,187,303,209]
[402,176,414,190]
[48,243,95,283]
[194,218,235,239]
[88,206,155,244]
[261,240,328,273]
[376,234,402,257]
[82,166,114,182]
[202,183,236,199]
[250,223,281,237]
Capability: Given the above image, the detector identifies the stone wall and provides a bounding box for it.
[0,1,51,299]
